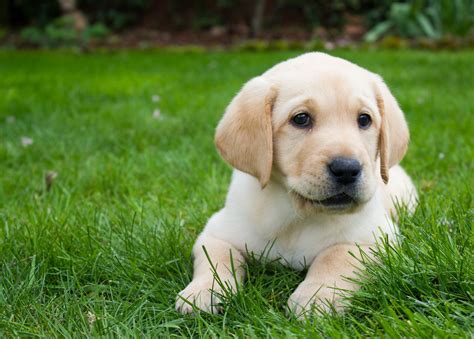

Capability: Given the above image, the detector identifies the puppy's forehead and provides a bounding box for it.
[270,70,373,98]
[263,53,376,115]
[263,52,370,78]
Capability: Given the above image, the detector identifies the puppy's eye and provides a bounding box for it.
[291,112,312,128]
[358,113,372,129]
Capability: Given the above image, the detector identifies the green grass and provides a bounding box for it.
[0,49,472,337]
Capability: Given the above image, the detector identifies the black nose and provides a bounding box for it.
[328,157,362,185]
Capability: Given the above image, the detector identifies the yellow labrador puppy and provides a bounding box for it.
[176,52,417,316]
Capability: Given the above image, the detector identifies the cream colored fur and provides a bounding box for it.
[176,52,418,317]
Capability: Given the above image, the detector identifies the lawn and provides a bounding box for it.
[0,49,472,337]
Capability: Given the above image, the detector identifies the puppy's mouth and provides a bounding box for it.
[292,192,356,208]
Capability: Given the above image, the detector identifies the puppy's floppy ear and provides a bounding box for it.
[215,77,277,187]
[373,76,410,184]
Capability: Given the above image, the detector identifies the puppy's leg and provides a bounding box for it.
[383,165,418,217]
[288,244,371,317]
[176,234,245,314]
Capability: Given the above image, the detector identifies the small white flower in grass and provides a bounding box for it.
[439,217,454,232]
[6,116,15,123]
[152,95,160,102]
[152,109,162,119]
[438,152,445,160]
[21,136,33,147]
[208,61,218,69]
[324,42,335,50]
[86,311,97,326]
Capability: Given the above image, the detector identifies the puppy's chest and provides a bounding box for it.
[254,219,345,270]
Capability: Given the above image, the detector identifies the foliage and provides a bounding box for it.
[0,49,473,336]
[20,20,109,48]
[5,0,474,43]
[273,0,380,29]
[83,23,109,39]
[7,0,148,31]
[43,16,79,47]
[19,26,44,45]
[78,0,150,30]
[365,0,474,42]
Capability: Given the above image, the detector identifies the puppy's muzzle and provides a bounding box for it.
[328,157,362,186]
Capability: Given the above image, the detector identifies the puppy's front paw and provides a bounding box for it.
[176,280,224,314]
[287,282,346,318]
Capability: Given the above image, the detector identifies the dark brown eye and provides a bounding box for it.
[358,113,372,129]
[291,112,312,128]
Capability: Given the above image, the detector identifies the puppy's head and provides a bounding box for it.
[215,53,409,213]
